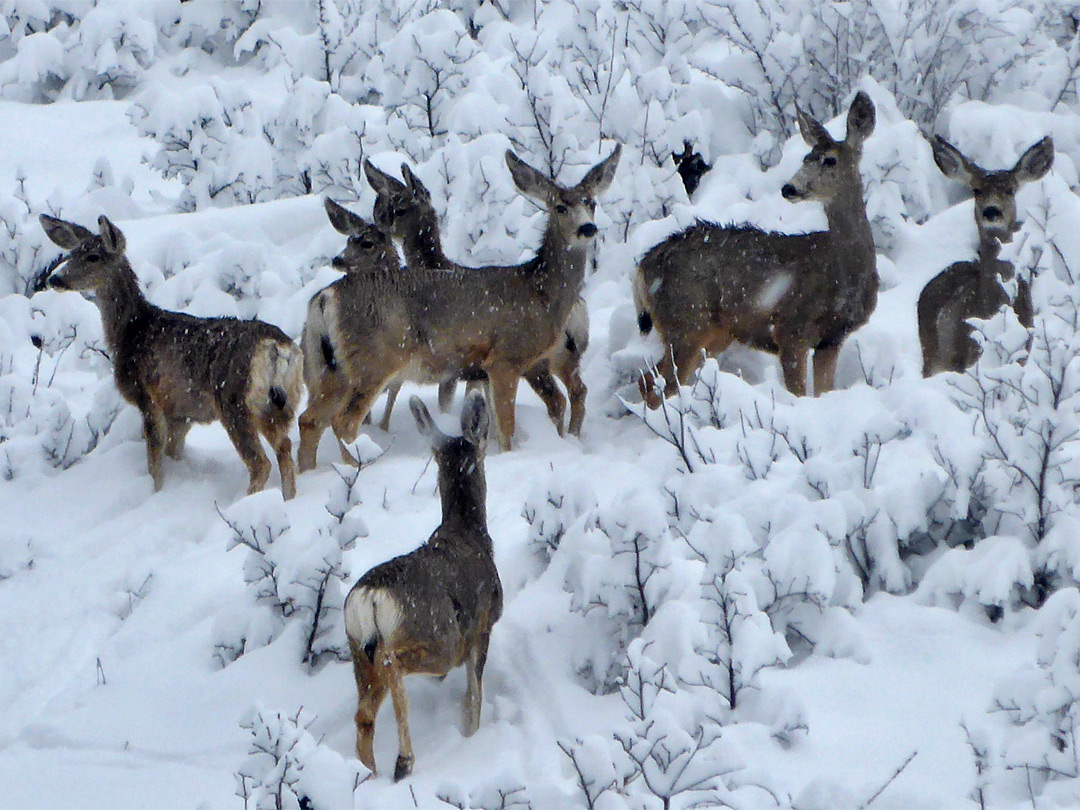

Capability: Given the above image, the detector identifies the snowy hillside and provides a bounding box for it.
[6,2,1080,808]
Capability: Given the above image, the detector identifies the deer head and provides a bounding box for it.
[782,92,876,204]
[323,198,395,270]
[39,214,127,292]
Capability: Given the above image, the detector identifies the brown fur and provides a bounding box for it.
[39,214,302,499]
[918,136,1052,375]
[344,393,503,780]
[636,93,878,403]
[296,145,619,458]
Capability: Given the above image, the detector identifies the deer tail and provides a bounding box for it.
[633,266,653,335]
[344,586,402,663]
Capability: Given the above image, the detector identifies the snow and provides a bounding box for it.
[5,2,1080,808]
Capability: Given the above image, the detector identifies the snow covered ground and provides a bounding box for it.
[4,3,1080,809]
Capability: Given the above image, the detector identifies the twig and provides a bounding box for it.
[859,750,917,809]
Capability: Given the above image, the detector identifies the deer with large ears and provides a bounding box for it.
[296,144,619,458]
[38,214,303,498]
[918,135,1053,375]
[364,159,594,439]
[635,92,878,404]
[344,391,503,781]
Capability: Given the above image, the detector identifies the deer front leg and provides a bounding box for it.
[378,380,403,432]
[778,341,809,397]
[141,405,168,491]
[165,417,191,461]
[437,377,457,413]
[485,365,520,452]
[298,400,331,472]
[812,343,841,396]
[463,630,492,736]
[387,666,414,781]
[523,361,567,436]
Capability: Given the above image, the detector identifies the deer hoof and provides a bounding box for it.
[393,754,414,782]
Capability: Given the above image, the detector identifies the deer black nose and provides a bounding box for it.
[781,184,801,200]
[578,223,598,238]
[331,255,346,268]
[982,205,1003,221]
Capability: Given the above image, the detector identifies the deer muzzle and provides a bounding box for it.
[577,223,598,238]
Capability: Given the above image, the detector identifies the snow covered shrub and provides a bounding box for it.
[521,466,598,562]
[948,176,1080,608]
[237,704,364,810]
[214,488,363,667]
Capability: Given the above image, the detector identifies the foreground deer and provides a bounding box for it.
[300,199,399,466]
[344,392,503,780]
[918,135,1052,375]
[366,161,593,438]
[635,92,877,404]
[297,145,619,459]
[39,214,302,498]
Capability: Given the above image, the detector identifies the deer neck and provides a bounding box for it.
[95,262,151,354]
[534,219,588,304]
[402,208,450,269]
[438,458,489,537]
[821,175,875,269]
[977,233,1014,296]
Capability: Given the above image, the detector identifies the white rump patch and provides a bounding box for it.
[755,273,794,312]
[344,586,403,646]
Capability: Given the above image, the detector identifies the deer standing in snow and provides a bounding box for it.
[344,391,502,781]
[38,214,302,498]
[635,92,878,404]
[917,135,1052,375]
[365,160,593,438]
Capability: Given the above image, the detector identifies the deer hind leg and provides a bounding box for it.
[553,354,587,438]
[640,333,715,410]
[523,360,567,437]
[222,408,272,496]
[778,341,810,397]
[377,380,402,432]
[353,658,388,776]
[485,365,521,452]
[332,371,399,455]
[437,377,457,413]
[298,388,338,472]
[387,665,415,781]
[463,630,493,737]
[259,413,297,501]
[812,343,842,396]
[165,417,191,461]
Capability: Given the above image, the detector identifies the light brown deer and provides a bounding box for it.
[38,214,302,498]
[296,145,619,459]
[299,199,400,469]
[918,135,1052,375]
[366,161,593,438]
[635,92,878,405]
[344,391,503,781]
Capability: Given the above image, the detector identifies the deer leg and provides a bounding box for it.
[298,391,337,472]
[378,381,402,432]
[165,417,191,461]
[333,374,397,454]
[463,630,492,736]
[812,343,841,396]
[353,658,387,776]
[387,666,414,782]
[437,377,457,413]
[260,415,296,501]
[640,338,709,410]
[485,365,520,452]
[141,405,168,491]
[778,342,809,397]
[523,360,567,437]
[222,408,272,496]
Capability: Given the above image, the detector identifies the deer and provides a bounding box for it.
[364,160,593,438]
[296,144,619,460]
[38,214,303,499]
[635,92,878,406]
[917,135,1052,376]
[344,391,503,781]
[300,199,401,468]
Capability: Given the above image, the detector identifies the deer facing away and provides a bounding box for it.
[635,92,878,404]
[300,199,401,467]
[39,214,303,499]
[344,391,503,781]
[296,145,619,460]
[365,160,592,438]
[917,135,1052,375]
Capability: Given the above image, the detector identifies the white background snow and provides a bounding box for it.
[4,1,1080,808]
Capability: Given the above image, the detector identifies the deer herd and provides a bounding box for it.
[31,92,1055,779]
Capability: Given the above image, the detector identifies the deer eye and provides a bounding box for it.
[359,240,375,250]
[85,254,101,263]
[972,188,983,196]
[822,156,837,167]
[556,204,568,214]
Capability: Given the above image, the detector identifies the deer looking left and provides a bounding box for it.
[37,214,303,500]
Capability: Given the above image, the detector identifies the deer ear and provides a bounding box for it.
[410,395,442,444]
[97,216,126,255]
[931,136,976,186]
[845,91,875,147]
[400,164,431,201]
[39,215,92,249]
[324,198,365,235]
[506,150,556,202]
[1013,136,1054,185]
[796,106,833,147]
[578,143,621,195]
[364,159,404,194]
[460,390,489,450]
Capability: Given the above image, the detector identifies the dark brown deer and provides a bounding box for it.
[366,160,593,438]
[918,135,1052,375]
[635,92,878,405]
[295,145,618,458]
[39,214,302,499]
[344,391,503,781]
[299,200,400,469]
